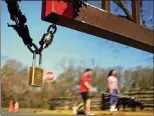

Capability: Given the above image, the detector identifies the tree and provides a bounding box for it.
[112,0,154,30]
[1,58,153,108]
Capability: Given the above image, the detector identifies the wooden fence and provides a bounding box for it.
[49,87,154,111]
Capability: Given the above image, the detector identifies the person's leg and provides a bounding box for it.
[85,92,94,115]
[114,96,118,111]
[110,90,118,111]
[113,90,118,111]
[109,95,114,111]
[84,92,90,114]
[84,100,86,114]
[85,98,91,114]
[81,92,87,114]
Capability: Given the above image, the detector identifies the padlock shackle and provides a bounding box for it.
[31,51,42,67]
[39,53,42,67]
[32,52,36,67]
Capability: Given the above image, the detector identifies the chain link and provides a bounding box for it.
[27,43,39,54]
[47,24,57,34]
[38,24,57,54]
[5,0,57,55]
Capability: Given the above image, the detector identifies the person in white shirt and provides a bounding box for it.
[107,69,120,111]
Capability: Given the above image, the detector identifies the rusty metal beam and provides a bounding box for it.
[42,2,154,53]
[132,0,140,25]
[102,0,110,12]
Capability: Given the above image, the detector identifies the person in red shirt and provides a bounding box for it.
[79,68,97,115]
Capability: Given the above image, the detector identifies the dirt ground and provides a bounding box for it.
[36,110,154,115]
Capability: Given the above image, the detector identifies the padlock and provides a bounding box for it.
[29,52,44,87]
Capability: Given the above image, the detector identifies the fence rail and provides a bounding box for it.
[49,87,154,111]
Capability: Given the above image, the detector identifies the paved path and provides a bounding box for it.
[0,109,153,116]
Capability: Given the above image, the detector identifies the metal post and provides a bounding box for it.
[48,83,51,98]
[132,0,140,25]
[102,0,110,12]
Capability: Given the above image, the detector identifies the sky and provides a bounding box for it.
[1,1,153,75]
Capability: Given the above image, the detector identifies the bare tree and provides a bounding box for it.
[112,0,153,30]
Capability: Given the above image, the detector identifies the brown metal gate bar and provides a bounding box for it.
[42,1,154,53]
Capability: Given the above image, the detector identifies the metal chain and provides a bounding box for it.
[5,0,57,55]
[27,43,39,54]
[38,24,57,54]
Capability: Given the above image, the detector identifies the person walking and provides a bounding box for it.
[79,68,97,115]
[107,69,120,111]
